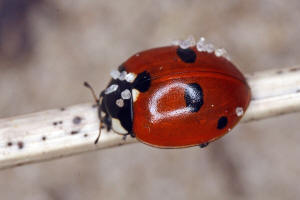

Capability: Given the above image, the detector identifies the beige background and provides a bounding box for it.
[0,1,300,199]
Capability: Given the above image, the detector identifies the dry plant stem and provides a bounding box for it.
[0,66,300,170]
[243,66,300,122]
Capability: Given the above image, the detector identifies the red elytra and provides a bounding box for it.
[124,46,250,148]
[86,45,251,148]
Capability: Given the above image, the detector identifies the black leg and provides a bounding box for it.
[103,114,112,132]
[199,142,209,148]
[129,131,136,138]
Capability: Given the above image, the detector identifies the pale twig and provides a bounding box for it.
[0,66,300,170]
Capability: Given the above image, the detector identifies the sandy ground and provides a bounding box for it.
[0,0,300,199]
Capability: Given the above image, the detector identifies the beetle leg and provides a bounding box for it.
[121,132,135,141]
[129,132,136,138]
[103,114,112,132]
[199,142,209,148]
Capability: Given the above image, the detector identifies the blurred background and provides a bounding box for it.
[0,0,300,199]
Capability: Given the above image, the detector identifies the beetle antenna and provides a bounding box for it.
[83,81,99,105]
[83,81,102,144]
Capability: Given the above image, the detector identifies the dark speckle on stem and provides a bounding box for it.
[84,134,88,137]
[71,130,79,135]
[42,136,47,141]
[60,107,66,111]
[17,141,24,149]
[73,116,82,125]
[290,68,300,72]
[53,121,63,126]
[7,142,13,147]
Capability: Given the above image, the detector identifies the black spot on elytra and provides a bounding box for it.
[73,116,82,124]
[71,130,79,135]
[133,71,151,92]
[217,116,228,129]
[176,47,196,63]
[17,141,24,149]
[7,142,12,147]
[184,83,203,112]
[42,136,47,141]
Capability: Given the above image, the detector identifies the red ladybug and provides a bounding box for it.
[85,37,251,148]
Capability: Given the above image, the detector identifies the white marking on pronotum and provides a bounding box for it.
[105,84,118,94]
[112,118,127,134]
[110,70,121,79]
[121,89,131,100]
[132,89,140,102]
[125,73,136,83]
[116,99,124,107]
[236,107,244,117]
[100,111,106,118]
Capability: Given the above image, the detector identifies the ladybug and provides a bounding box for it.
[85,37,251,148]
